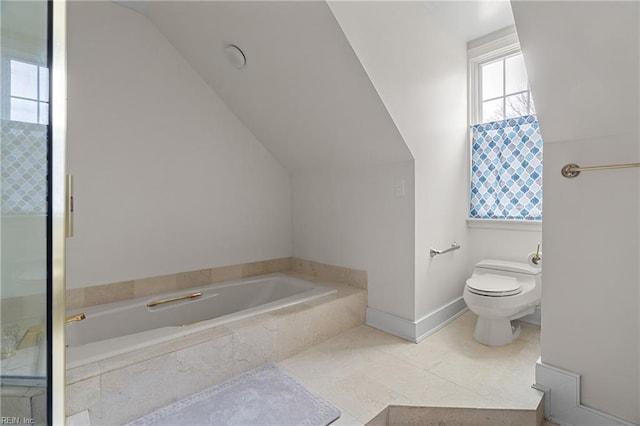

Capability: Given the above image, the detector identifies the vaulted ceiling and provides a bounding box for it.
[119,1,413,172]
[113,1,517,172]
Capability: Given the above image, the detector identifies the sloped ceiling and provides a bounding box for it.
[423,1,514,42]
[512,1,639,143]
[129,1,413,172]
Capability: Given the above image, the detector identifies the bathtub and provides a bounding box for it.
[66,273,336,368]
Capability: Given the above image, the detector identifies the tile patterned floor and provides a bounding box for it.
[279,311,548,425]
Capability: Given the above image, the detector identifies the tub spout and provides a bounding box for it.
[66,313,86,323]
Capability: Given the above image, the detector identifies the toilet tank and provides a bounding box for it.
[475,259,541,276]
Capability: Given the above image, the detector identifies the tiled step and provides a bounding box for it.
[367,400,545,426]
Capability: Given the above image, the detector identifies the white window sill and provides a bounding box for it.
[466,218,542,232]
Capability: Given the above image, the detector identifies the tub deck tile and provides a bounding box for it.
[176,333,234,400]
[100,353,177,426]
[65,274,367,425]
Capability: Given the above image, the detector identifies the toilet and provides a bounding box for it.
[463,259,541,346]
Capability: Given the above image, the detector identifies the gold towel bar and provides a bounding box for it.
[561,162,640,178]
[147,292,203,308]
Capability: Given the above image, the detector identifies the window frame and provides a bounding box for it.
[468,30,522,125]
[467,29,542,229]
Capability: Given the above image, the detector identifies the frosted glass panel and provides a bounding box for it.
[505,54,528,95]
[481,60,503,100]
[1,1,50,423]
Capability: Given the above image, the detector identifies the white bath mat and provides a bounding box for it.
[126,363,341,426]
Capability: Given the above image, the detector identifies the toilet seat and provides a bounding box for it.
[466,273,522,297]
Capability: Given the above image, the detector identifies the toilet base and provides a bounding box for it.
[473,317,521,346]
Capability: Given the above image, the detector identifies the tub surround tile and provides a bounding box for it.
[291,257,368,290]
[65,376,102,425]
[176,268,212,290]
[84,280,134,307]
[66,257,364,309]
[307,291,366,345]
[66,288,85,310]
[275,304,315,360]
[133,274,177,298]
[346,269,368,290]
[291,257,316,276]
[266,257,292,273]
[66,362,101,386]
[176,333,234,399]
[241,260,269,277]
[343,291,367,330]
[211,264,243,283]
[311,299,348,344]
[65,274,367,425]
[229,314,279,374]
[171,324,234,353]
[100,353,177,425]
[67,326,235,386]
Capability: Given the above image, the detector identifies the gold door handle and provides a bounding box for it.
[66,174,74,238]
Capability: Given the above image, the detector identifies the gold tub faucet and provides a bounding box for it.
[66,312,86,323]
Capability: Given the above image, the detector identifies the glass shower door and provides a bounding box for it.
[0,1,50,424]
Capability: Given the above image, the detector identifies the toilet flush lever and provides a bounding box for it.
[531,242,542,265]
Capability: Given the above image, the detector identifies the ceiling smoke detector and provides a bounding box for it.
[224,44,246,69]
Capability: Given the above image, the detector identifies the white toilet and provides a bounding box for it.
[463,259,541,346]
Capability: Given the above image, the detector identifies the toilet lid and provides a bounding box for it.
[466,274,522,297]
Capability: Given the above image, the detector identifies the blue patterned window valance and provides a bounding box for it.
[470,115,543,220]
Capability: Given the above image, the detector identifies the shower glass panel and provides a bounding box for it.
[0,1,50,424]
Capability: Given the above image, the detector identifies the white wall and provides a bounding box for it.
[468,225,541,267]
[513,1,639,423]
[292,161,415,320]
[66,2,291,288]
[328,2,470,320]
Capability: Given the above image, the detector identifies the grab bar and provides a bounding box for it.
[430,242,461,257]
[561,162,640,178]
[146,292,203,308]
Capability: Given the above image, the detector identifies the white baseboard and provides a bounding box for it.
[534,359,637,426]
[366,297,468,343]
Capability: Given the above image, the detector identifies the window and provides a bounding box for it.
[9,59,49,125]
[468,31,543,221]
[480,53,535,123]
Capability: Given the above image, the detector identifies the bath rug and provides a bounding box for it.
[126,363,341,426]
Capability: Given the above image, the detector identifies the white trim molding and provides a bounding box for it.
[534,359,637,426]
[366,297,468,343]
[466,218,542,232]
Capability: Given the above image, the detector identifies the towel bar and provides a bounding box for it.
[430,242,461,257]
